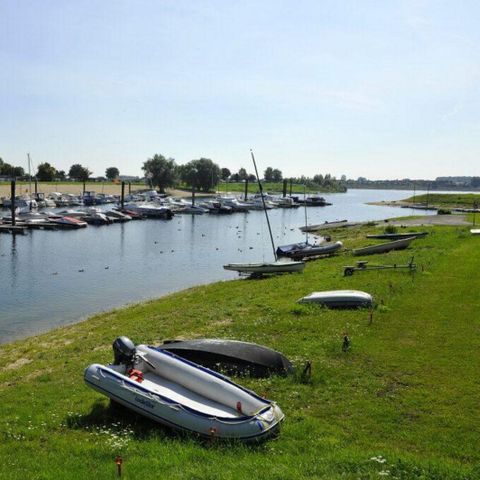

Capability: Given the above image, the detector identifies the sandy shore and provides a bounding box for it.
[0,183,213,199]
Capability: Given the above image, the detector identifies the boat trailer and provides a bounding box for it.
[343,257,416,276]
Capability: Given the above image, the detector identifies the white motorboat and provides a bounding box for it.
[124,203,174,219]
[84,337,284,440]
[217,196,251,212]
[299,290,373,308]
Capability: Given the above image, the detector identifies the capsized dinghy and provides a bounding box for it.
[84,337,284,440]
[158,339,294,377]
[223,259,305,276]
[366,232,428,240]
[299,290,373,308]
[352,236,415,256]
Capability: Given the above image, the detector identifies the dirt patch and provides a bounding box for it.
[5,357,31,370]
[390,215,470,226]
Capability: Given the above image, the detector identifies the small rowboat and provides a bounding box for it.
[223,259,305,276]
[352,237,415,256]
[298,290,373,308]
[366,232,428,240]
[85,338,284,441]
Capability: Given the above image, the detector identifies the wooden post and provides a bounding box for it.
[191,183,195,206]
[244,179,249,201]
[121,181,125,209]
[128,182,131,195]
[83,181,86,194]
[289,178,293,196]
[34,178,38,195]
[10,180,16,226]
[283,179,287,197]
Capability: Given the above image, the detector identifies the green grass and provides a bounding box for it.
[402,193,480,208]
[1,225,479,479]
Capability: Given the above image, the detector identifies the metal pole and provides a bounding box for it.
[121,181,125,209]
[34,178,38,195]
[27,153,32,197]
[304,185,308,244]
[11,180,16,226]
[250,150,277,261]
[289,178,293,196]
[283,179,287,197]
[244,179,248,201]
[128,182,131,194]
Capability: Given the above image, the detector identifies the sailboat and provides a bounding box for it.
[276,186,342,260]
[223,151,305,276]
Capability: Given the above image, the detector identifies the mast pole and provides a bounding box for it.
[304,184,309,244]
[250,149,277,261]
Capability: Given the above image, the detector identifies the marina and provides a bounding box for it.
[0,188,435,344]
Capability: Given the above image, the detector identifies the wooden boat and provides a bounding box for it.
[299,290,373,308]
[366,232,428,240]
[158,339,294,377]
[84,338,284,440]
[276,240,343,260]
[352,236,415,256]
[223,259,305,276]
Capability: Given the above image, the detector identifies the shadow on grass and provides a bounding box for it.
[66,399,271,451]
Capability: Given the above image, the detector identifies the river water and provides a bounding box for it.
[0,189,433,344]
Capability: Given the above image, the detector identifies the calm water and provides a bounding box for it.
[0,189,433,343]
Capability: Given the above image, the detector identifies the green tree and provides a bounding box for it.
[264,167,274,182]
[221,168,231,181]
[272,168,282,182]
[68,164,91,181]
[238,168,248,181]
[36,162,57,181]
[179,158,220,192]
[142,154,177,193]
[56,170,66,181]
[105,167,120,181]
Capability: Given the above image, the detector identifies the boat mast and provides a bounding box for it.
[27,153,32,196]
[250,149,277,261]
[304,184,309,244]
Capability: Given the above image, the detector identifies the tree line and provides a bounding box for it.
[1,154,345,193]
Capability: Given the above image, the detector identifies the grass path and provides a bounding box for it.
[0,225,479,479]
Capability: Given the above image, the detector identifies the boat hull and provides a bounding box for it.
[223,260,305,275]
[353,237,415,256]
[277,241,343,259]
[299,290,373,308]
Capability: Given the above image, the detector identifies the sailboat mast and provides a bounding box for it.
[304,184,309,244]
[250,150,277,261]
[27,153,32,196]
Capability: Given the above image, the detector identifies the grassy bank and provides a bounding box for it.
[402,193,480,208]
[1,224,479,479]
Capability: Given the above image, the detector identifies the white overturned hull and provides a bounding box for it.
[470,229,480,235]
[223,260,305,275]
[299,289,373,308]
[85,345,284,440]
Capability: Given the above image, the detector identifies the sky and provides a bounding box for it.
[1,0,479,180]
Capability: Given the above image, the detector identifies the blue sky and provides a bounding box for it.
[1,1,479,179]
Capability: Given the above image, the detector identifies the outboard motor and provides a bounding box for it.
[112,336,136,365]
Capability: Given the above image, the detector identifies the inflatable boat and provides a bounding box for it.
[84,337,284,440]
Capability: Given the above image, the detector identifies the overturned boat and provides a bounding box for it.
[158,339,294,377]
[299,290,373,308]
[366,232,428,240]
[276,240,343,260]
[223,259,305,276]
[84,337,284,440]
[352,236,415,256]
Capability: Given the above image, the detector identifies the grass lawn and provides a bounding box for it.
[402,193,480,208]
[0,224,479,479]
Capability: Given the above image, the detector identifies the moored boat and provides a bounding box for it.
[276,240,343,260]
[84,337,284,440]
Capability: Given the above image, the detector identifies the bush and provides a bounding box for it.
[384,224,398,234]
[437,209,451,215]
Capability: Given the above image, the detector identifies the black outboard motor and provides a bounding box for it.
[112,336,136,365]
